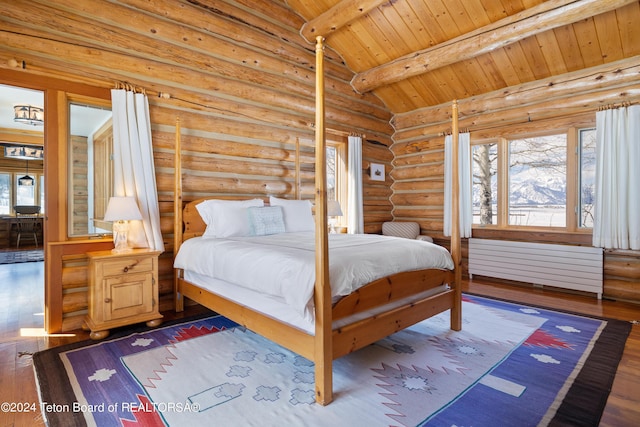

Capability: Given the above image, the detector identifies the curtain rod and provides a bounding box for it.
[598,101,631,111]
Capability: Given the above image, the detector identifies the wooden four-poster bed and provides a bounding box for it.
[173,37,462,405]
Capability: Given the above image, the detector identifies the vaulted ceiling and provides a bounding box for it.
[286,0,640,115]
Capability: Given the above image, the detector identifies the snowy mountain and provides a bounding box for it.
[509,177,566,206]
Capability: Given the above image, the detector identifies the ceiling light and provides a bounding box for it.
[18,160,34,186]
[14,105,44,126]
[4,145,44,160]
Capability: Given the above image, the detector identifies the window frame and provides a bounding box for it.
[471,127,591,233]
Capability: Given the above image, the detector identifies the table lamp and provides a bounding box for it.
[103,196,143,253]
[327,200,343,234]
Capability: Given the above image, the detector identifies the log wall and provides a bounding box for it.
[0,0,394,331]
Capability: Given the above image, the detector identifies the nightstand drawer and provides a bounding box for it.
[100,256,154,277]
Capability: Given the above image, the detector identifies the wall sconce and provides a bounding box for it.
[14,105,44,126]
[327,200,343,234]
[103,196,143,253]
[369,163,385,181]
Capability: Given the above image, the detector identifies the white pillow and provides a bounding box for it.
[269,196,314,232]
[196,198,264,238]
[248,206,285,236]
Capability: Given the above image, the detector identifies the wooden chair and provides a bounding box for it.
[16,216,39,248]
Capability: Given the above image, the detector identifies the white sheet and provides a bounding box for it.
[174,232,454,321]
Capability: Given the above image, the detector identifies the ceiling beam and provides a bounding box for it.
[352,0,637,93]
[392,55,640,135]
[300,0,389,43]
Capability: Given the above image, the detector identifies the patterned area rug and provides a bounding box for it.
[33,295,631,426]
[0,249,44,264]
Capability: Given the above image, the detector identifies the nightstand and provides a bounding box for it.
[85,248,163,340]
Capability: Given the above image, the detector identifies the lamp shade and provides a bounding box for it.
[103,197,143,221]
[18,174,34,186]
[327,200,343,217]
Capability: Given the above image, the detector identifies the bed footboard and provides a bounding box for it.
[332,268,452,321]
[332,287,454,358]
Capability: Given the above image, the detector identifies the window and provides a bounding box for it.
[0,173,10,215]
[472,128,593,231]
[508,135,566,227]
[326,145,337,201]
[472,143,497,225]
[579,128,596,228]
[0,171,44,215]
[326,139,347,226]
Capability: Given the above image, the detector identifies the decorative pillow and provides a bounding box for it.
[269,196,314,232]
[247,206,285,236]
[196,198,264,238]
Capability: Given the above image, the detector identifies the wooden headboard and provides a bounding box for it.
[182,199,207,241]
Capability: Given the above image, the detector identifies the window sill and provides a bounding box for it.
[471,227,593,246]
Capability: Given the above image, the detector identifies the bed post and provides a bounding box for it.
[450,100,462,330]
[174,117,185,312]
[314,35,333,406]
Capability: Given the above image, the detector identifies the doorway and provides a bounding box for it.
[0,84,45,254]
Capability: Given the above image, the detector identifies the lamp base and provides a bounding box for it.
[112,220,132,253]
[329,218,338,234]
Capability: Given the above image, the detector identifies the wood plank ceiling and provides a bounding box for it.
[285,0,640,115]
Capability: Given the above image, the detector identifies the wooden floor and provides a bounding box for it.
[0,261,638,426]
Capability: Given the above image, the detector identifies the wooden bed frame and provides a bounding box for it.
[173,37,462,406]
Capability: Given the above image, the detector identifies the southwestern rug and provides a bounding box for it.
[33,295,631,427]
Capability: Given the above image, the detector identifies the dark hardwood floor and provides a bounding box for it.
[0,260,638,426]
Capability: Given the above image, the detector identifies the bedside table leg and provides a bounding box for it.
[146,318,163,328]
[90,330,110,340]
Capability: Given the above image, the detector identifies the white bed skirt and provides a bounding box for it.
[183,270,449,335]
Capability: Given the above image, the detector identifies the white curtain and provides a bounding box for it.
[444,132,472,238]
[592,105,640,250]
[111,89,165,252]
[347,135,364,234]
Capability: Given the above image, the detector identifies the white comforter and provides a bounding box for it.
[174,232,454,320]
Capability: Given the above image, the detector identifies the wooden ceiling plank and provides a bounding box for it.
[616,2,640,57]
[423,0,461,40]
[376,82,421,113]
[459,0,493,29]
[351,0,637,93]
[572,17,608,68]
[475,53,509,90]
[365,6,412,56]
[407,0,449,46]
[442,0,481,34]
[593,11,626,63]
[462,57,503,94]
[300,0,389,42]
[341,19,395,70]
[517,37,551,80]
[533,30,569,75]
[397,1,437,49]
[553,24,587,71]
[488,49,523,87]
[374,1,423,53]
